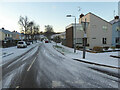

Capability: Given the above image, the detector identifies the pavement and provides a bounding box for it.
[2,43,119,88]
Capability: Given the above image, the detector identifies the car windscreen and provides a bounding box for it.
[18,42,24,44]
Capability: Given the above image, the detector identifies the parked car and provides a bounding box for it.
[45,40,49,43]
[26,41,31,45]
[17,41,27,48]
[29,40,33,44]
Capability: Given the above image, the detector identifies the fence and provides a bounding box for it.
[2,40,20,48]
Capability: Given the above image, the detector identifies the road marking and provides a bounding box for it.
[27,57,37,71]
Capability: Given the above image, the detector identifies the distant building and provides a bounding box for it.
[0,28,25,41]
[51,32,66,40]
[66,12,112,49]
[0,28,13,41]
[12,31,25,40]
[51,32,66,45]
[66,23,83,48]
[110,16,120,47]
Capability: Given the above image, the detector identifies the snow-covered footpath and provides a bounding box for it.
[49,42,119,68]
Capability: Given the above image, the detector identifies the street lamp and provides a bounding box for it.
[81,18,89,59]
[66,15,76,53]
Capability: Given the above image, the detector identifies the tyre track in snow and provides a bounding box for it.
[2,44,40,88]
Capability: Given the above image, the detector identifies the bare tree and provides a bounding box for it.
[44,25,54,39]
[28,21,34,40]
[45,25,54,33]
[18,16,40,41]
[53,36,61,46]
[33,25,40,40]
[18,16,29,40]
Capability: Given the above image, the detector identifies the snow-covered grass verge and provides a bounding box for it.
[53,43,119,68]
[53,45,72,55]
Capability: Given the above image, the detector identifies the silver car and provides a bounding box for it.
[17,41,27,48]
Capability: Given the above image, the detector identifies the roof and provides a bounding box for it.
[0,29,23,35]
[51,32,66,39]
[110,19,120,24]
[0,29,12,34]
[66,23,82,29]
[12,31,22,35]
[81,12,112,25]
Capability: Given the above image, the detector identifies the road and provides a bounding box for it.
[2,43,119,88]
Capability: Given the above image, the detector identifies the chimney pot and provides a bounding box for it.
[114,16,119,19]
[80,14,84,18]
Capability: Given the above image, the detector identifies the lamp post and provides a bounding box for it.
[66,15,76,53]
[81,18,89,59]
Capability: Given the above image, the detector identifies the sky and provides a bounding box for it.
[0,2,119,33]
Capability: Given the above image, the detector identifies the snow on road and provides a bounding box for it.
[41,42,118,88]
[1,41,119,88]
[2,43,40,88]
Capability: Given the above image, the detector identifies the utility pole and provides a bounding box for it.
[83,18,87,59]
[74,17,76,53]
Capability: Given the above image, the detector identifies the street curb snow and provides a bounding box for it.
[73,59,120,69]
[53,44,120,69]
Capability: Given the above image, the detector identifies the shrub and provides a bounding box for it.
[111,46,115,50]
[93,46,103,52]
[103,46,109,50]
[76,46,80,50]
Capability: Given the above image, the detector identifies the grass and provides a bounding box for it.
[53,45,72,54]
[54,45,62,49]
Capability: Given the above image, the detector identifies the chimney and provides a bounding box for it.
[80,14,84,18]
[2,27,4,30]
[114,16,119,20]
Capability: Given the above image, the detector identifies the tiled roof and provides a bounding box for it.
[0,29,23,35]
[12,31,22,35]
[0,29,12,34]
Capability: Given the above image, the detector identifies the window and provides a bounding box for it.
[76,38,83,44]
[102,26,108,31]
[116,26,120,31]
[8,34,10,37]
[116,37,120,43]
[102,38,107,44]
